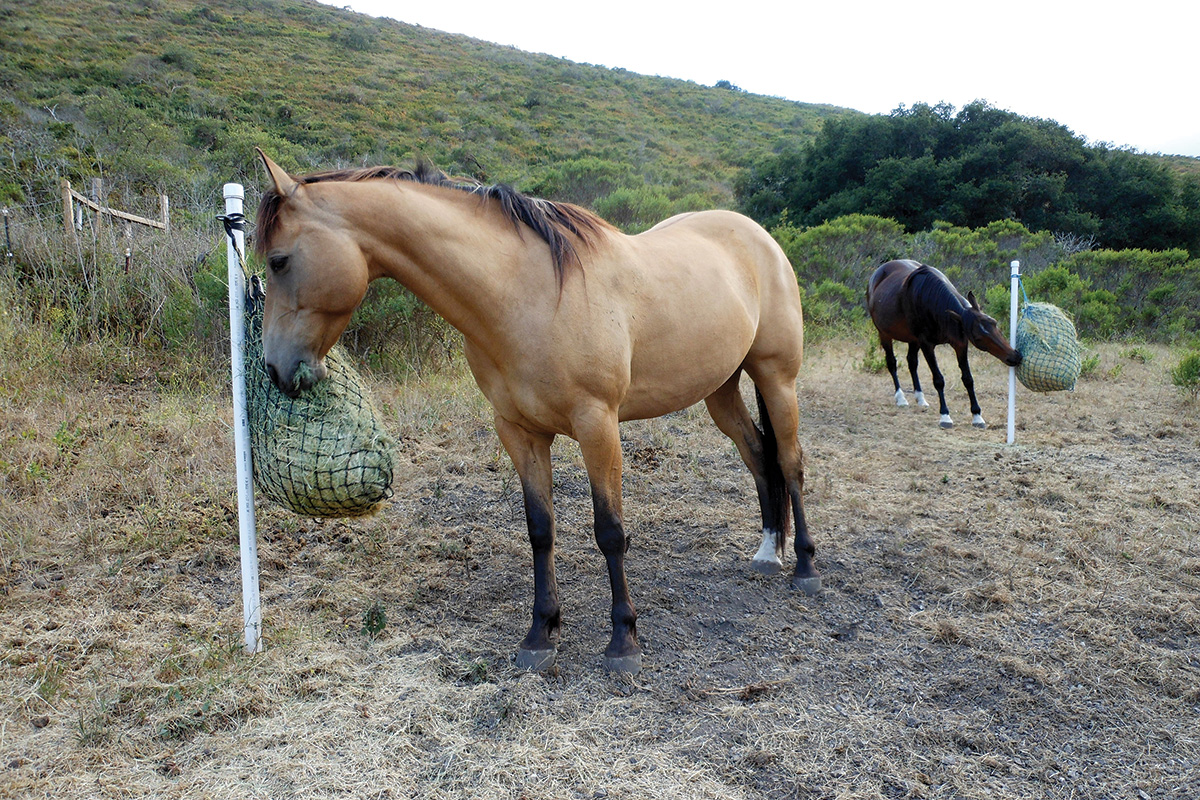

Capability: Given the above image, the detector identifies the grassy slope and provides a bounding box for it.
[0,0,849,203]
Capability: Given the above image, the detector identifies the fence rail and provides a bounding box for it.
[60,179,169,240]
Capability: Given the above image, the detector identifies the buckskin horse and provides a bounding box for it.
[253,151,818,674]
[867,259,1021,429]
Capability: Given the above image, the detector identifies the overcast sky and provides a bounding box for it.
[319,0,1200,157]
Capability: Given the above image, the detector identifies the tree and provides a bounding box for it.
[736,101,1200,256]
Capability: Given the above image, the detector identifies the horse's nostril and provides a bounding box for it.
[266,363,281,389]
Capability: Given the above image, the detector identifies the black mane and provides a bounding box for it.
[255,160,613,285]
[907,265,968,318]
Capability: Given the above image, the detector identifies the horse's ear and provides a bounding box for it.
[946,309,962,324]
[967,290,980,310]
[257,148,299,197]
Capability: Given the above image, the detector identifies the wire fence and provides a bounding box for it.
[0,180,251,350]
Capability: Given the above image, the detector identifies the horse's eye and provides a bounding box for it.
[268,254,289,273]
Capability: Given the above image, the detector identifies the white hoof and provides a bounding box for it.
[939,414,954,429]
[751,557,783,575]
[894,389,908,407]
[751,529,783,574]
[972,415,987,429]
[913,391,930,408]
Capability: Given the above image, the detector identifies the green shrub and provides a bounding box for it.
[804,280,861,326]
[1171,352,1200,397]
[859,333,888,374]
[1079,352,1100,379]
[594,186,672,233]
[1120,346,1153,363]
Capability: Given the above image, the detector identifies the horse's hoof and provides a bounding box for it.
[896,398,909,408]
[751,557,783,575]
[515,647,557,672]
[791,575,822,595]
[939,417,954,429]
[603,651,643,675]
[973,421,988,429]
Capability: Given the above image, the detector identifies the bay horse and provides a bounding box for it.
[867,259,1021,429]
[253,150,818,674]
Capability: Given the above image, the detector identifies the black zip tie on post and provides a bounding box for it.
[217,211,251,283]
[217,211,245,237]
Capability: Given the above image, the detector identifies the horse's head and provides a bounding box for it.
[255,150,369,397]
[951,292,1023,367]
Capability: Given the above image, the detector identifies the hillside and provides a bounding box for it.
[0,0,850,211]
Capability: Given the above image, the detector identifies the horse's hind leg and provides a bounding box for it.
[704,372,787,574]
[747,365,820,595]
[906,344,930,408]
[881,336,908,407]
[494,415,561,671]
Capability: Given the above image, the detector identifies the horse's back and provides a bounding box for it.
[611,210,802,419]
[868,259,922,297]
[638,209,798,299]
[868,260,925,341]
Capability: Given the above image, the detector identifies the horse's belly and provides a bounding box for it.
[619,320,754,420]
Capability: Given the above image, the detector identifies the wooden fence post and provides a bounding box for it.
[61,179,75,244]
[90,178,102,237]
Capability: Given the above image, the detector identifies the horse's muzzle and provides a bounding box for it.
[267,363,299,398]
[1006,350,1023,367]
[267,360,324,398]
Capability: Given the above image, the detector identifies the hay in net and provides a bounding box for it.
[1015,301,1082,393]
[242,279,395,517]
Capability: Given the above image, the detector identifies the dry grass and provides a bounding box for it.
[2,334,1199,799]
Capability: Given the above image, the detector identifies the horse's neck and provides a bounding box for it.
[350,182,542,343]
[908,273,966,336]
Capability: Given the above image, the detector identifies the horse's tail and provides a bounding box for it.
[755,387,792,554]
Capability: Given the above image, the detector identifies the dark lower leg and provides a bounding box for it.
[521,483,560,652]
[907,344,923,395]
[494,416,559,662]
[790,483,817,580]
[593,492,638,660]
[923,345,949,416]
[883,341,901,393]
[958,350,981,416]
[704,379,784,563]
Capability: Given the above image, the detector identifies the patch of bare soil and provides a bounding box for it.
[2,340,1198,799]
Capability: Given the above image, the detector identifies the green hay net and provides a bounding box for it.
[242,278,395,517]
[1015,301,1082,393]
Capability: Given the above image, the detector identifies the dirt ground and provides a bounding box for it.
[2,338,1199,799]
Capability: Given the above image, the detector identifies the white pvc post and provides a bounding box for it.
[1006,260,1020,446]
[224,183,263,654]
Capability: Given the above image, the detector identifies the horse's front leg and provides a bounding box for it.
[575,409,641,674]
[920,343,953,428]
[494,415,561,671]
[956,347,987,428]
[906,343,930,408]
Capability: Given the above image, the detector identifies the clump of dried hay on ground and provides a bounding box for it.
[2,339,1198,799]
